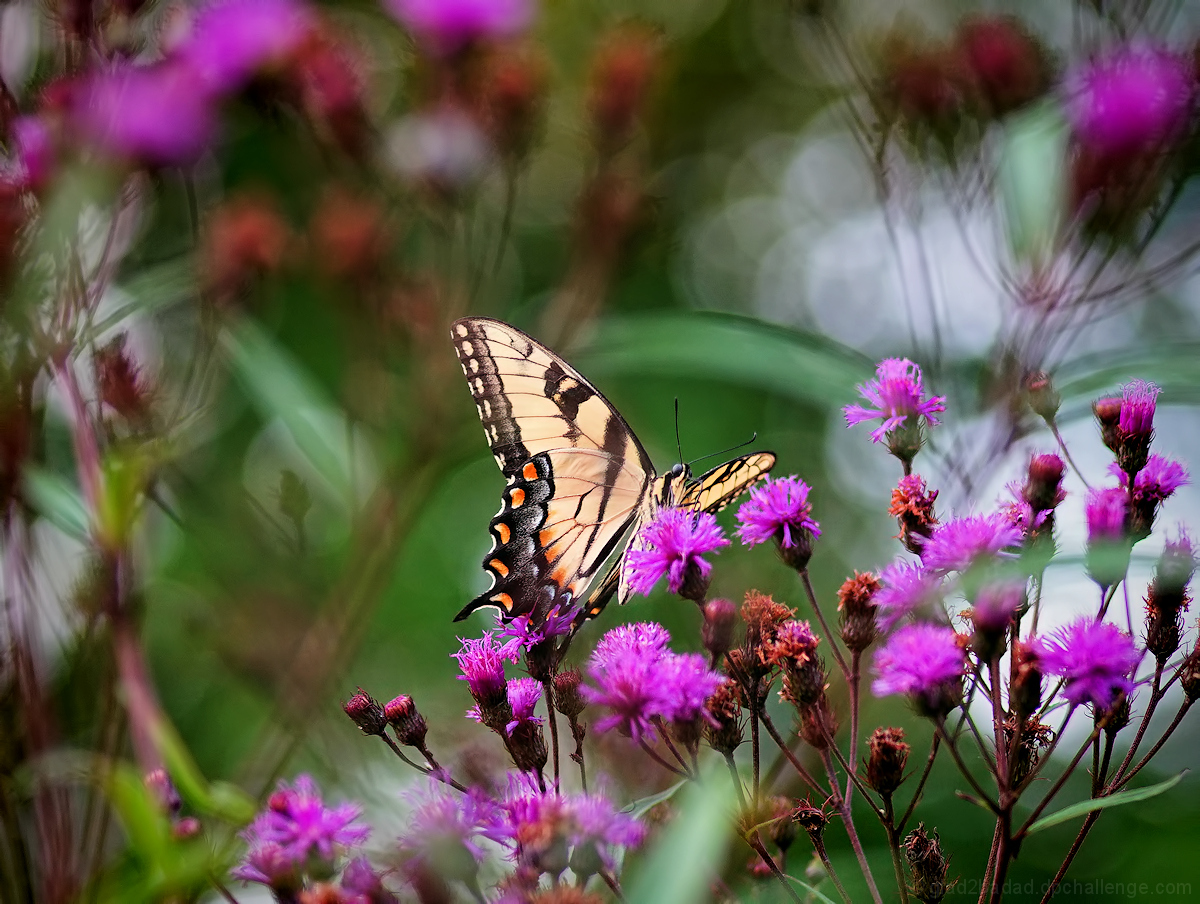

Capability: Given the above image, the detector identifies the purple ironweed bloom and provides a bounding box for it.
[625,507,729,598]
[1110,455,1189,503]
[11,117,53,190]
[1086,487,1128,543]
[582,621,723,741]
[181,0,316,93]
[232,841,299,889]
[920,514,1022,575]
[970,582,1026,635]
[843,358,946,443]
[496,602,578,654]
[1065,47,1195,161]
[453,632,515,702]
[239,775,369,872]
[384,0,534,55]
[875,561,943,631]
[504,677,544,736]
[1118,379,1160,438]
[1036,618,1139,709]
[399,780,492,868]
[342,856,398,903]
[736,475,821,550]
[872,623,965,715]
[75,62,219,166]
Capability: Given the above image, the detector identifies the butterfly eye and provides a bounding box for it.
[668,463,686,479]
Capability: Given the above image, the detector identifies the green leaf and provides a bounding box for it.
[24,467,90,539]
[781,875,840,904]
[222,320,355,499]
[1026,771,1187,834]
[153,720,256,824]
[104,764,172,861]
[625,780,688,820]
[627,771,736,904]
[999,102,1067,267]
[579,312,874,409]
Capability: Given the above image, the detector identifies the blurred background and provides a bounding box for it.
[5,0,1200,900]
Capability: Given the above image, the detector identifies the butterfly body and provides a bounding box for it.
[451,317,774,624]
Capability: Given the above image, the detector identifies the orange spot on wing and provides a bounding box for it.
[490,559,510,577]
[550,565,568,587]
[494,522,511,543]
[523,461,539,480]
[510,488,525,507]
[491,592,514,611]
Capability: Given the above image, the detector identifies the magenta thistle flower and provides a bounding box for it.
[341,857,398,903]
[399,780,492,866]
[504,677,544,736]
[1118,379,1160,438]
[496,602,578,653]
[232,841,299,889]
[384,0,534,55]
[11,116,54,191]
[735,475,821,549]
[1036,618,1139,709]
[181,0,316,93]
[843,358,946,443]
[582,621,723,742]
[1110,455,1189,503]
[453,632,515,703]
[1085,487,1128,543]
[1065,47,1195,161]
[239,775,369,872]
[970,582,1026,635]
[75,62,219,166]
[625,507,729,597]
[872,624,965,715]
[920,514,1022,574]
[874,561,943,631]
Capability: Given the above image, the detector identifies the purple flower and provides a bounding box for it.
[1119,379,1160,438]
[735,475,821,549]
[920,514,1022,574]
[342,857,398,903]
[181,0,316,93]
[11,117,53,190]
[1110,455,1189,503]
[239,775,369,874]
[872,624,965,714]
[399,781,492,865]
[1036,618,1139,709]
[625,507,729,597]
[504,677,543,736]
[844,358,946,443]
[384,0,534,55]
[970,582,1025,634]
[453,632,516,703]
[75,62,219,166]
[496,602,578,654]
[1085,487,1128,543]
[1065,47,1195,161]
[875,561,943,631]
[232,841,299,888]
[582,621,723,741]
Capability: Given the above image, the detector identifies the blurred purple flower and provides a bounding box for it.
[872,623,965,712]
[920,514,1021,574]
[970,582,1025,634]
[341,856,398,903]
[1036,618,1139,709]
[239,775,369,874]
[844,358,946,443]
[735,475,821,549]
[11,116,53,190]
[625,507,729,597]
[181,0,316,93]
[453,632,515,702]
[399,780,492,865]
[1110,454,1189,503]
[76,62,218,166]
[384,0,534,54]
[582,621,722,741]
[232,841,299,888]
[1066,47,1195,161]
[1085,487,1128,543]
[874,561,943,631]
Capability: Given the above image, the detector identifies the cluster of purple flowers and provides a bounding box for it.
[582,622,723,742]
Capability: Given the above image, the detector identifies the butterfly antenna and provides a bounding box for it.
[674,398,684,464]
[688,432,758,468]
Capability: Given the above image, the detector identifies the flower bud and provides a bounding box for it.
[955,15,1049,118]
[791,798,829,844]
[702,678,743,755]
[837,571,880,653]
[172,816,202,840]
[889,474,938,555]
[478,45,547,162]
[865,727,910,796]
[798,695,838,750]
[1010,641,1044,718]
[1180,647,1200,701]
[1093,396,1123,453]
[552,668,587,719]
[343,688,388,736]
[587,27,658,155]
[384,694,429,748]
[1025,371,1061,423]
[1023,454,1066,513]
[767,620,824,708]
[904,824,952,903]
[702,597,738,660]
[310,188,388,281]
[1002,715,1052,787]
[203,192,289,301]
[95,334,151,422]
[145,768,182,815]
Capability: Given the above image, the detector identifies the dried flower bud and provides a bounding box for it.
[1002,715,1052,787]
[741,590,795,664]
[1180,647,1200,701]
[904,824,952,903]
[767,620,824,707]
[1010,641,1044,718]
[384,694,429,748]
[1025,371,1061,423]
[95,334,151,422]
[588,27,658,154]
[204,193,289,299]
[343,688,387,736]
[837,571,880,652]
[702,597,738,660]
[310,188,388,280]
[1097,692,1131,735]
[553,668,587,719]
[1146,535,1194,661]
[865,727,910,796]
[798,695,838,750]
[889,474,939,555]
[791,798,830,843]
[703,678,743,755]
[1093,396,1124,453]
[479,45,547,161]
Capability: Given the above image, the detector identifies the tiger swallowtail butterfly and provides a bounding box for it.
[451,317,775,625]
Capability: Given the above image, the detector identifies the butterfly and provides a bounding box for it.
[451,317,776,625]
